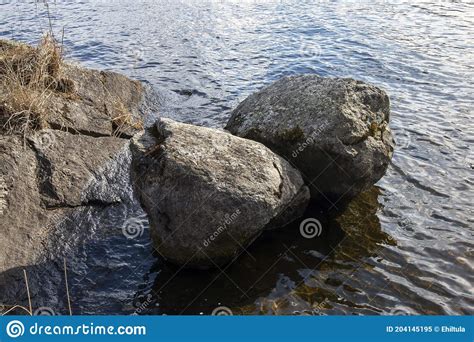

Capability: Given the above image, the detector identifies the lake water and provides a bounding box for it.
[1,0,473,315]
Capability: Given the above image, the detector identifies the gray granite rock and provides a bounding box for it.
[41,64,146,138]
[0,135,52,272]
[131,118,309,268]
[28,129,130,208]
[226,75,394,205]
[0,40,158,276]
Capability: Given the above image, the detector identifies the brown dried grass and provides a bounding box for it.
[112,100,144,136]
[0,34,73,135]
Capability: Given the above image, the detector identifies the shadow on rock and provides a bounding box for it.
[0,260,69,316]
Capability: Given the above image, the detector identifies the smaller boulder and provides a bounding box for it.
[225,75,395,206]
[131,118,309,268]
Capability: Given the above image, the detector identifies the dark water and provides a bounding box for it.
[1,0,473,315]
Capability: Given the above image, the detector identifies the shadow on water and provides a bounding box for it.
[0,201,154,316]
[134,187,394,315]
[2,186,465,315]
[0,261,67,316]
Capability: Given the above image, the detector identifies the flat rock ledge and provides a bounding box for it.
[226,75,395,206]
[131,118,309,268]
[0,39,157,276]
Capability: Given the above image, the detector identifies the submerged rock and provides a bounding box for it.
[226,75,394,205]
[131,118,309,268]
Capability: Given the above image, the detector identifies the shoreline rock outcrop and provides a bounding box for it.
[1,39,395,277]
[225,75,395,205]
[0,39,156,276]
[130,118,309,268]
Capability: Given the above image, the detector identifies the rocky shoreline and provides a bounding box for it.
[0,39,394,286]
[0,39,157,283]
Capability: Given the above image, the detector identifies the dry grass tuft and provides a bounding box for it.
[112,100,144,136]
[0,34,74,135]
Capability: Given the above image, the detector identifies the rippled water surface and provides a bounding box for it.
[1,0,473,315]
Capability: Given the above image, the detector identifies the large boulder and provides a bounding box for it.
[131,118,309,268]
[225,75,394,205]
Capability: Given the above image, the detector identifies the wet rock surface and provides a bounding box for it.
[0,135,58,273]
[0,44,156,305]
[29,130,130,208]
[226,75,395,205]
[131,118,309,268]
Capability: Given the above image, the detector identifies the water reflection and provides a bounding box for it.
[133,188,393,315]
[0,203,153,316]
